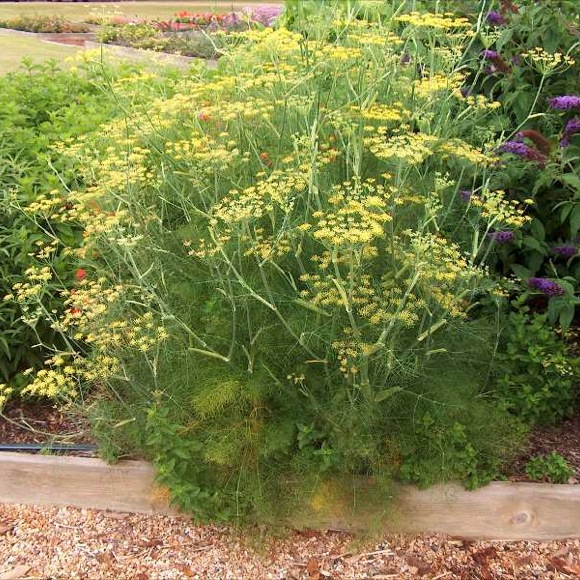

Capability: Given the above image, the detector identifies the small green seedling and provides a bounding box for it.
[525,451,574,484]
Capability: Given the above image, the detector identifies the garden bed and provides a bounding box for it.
[508,408,580,484]
[0,399,95,450]
[1,451,580,541]
[1,0,579,549]
[0,5,284,59]
[2,395,579,479]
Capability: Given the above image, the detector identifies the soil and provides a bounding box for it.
[40,32,97,46]
[0,398,96,451]
[507,407,580,484]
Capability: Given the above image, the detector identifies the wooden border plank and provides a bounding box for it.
[0,452,175,514]
[1,453,579,539]
[396,482,580,540]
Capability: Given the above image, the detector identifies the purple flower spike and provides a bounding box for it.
[551,244,577,259]
[548,96,580,111]
[499,141,530,156]
[486,11,505,25]
[560,118,580,147]
[480,49,499,60]
[528,277,566,296]
[487,230,515,244]
[497,140,548,166]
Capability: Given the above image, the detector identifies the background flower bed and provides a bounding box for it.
[0,5,284,59]
[0,15,89,34]
[0,0,578,525]
[95,5,284,58]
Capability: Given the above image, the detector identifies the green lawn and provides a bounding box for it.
[0,30,197,75]
[0,30,80,74]
[0,1,276,21]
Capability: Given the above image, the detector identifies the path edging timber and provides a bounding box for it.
[1,452,579,540]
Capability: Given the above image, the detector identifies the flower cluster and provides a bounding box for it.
[365,131,438,165]
[528,277,565,296]
[213,169,308,224]
[560,118,580,147]
[551,244,577,259]
[480,49,511,74]
[470,189,529,228]
[498,140,547,166]
[521,47,575,74]
[412,72,465,99]
[548,95,580,111]
[487,230,515,244]
[241,4,283,27]
[486,11,505,26]
[395,12,471,30]
[481,49,499,60]
[311,179,392,247]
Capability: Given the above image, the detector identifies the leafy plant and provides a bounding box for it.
[400,417,500,490]
[0,57,169,406]
[457,0,580,325]
[98,22,159,46]
[496,302,579,425]
[525,451,574,483]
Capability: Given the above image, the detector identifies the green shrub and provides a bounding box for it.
[98,22,159,45]
[0,56,179,406]
[496,302,579,425]
[0,62,97,395]
[25,8,527,518]
[461,0,580,326]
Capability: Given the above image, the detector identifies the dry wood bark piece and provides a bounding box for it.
[0,565,31,580]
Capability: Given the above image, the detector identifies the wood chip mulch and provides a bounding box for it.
[1,504,580,579]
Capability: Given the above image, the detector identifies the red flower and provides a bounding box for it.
[75,268,87,281]
[259,152,272,166]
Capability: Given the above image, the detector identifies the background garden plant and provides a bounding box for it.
[1,0,578,524]
[0,14,89,34]
[97,5,284,58]
[0,56,180,404]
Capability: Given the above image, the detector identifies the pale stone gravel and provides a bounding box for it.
[1,504,580,579]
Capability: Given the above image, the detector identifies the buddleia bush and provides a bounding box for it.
[6,5,536,521]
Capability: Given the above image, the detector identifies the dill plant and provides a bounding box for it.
[7,4,535,521]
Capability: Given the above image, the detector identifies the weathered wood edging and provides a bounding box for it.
[0,452,175,515]
[1,452,579,540]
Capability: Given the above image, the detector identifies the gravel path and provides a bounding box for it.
[1,504,580,579]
